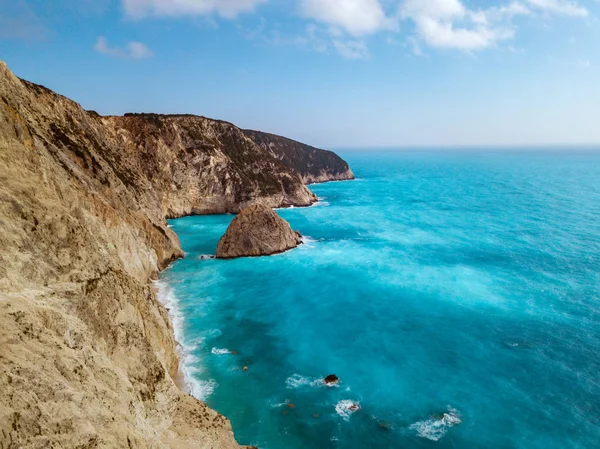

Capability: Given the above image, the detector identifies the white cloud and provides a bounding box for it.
[333,39,369,58]
[94,36,153,59]
[122,0,266,19]
[525,0,587,17]
[117,0,590,58]
[400,0,519,51]
[399,0,587,52]
[300,0,392,36]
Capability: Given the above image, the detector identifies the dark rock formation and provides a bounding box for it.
[324,374,340,385]
[216,204,302,259]
[243,129,354,184]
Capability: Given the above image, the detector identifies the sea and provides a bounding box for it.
[157,149,600,448]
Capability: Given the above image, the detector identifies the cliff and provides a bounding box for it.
[0,60,350,448]
[243,129,354,184]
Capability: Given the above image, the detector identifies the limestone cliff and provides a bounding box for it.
[216,204,302,259]
[243,129,355,184]
[0,60,350,448]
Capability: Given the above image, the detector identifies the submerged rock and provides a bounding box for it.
[216,204,303,259]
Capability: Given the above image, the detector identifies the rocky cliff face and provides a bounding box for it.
[105,114,317,216]
[216,204,302,259]
[243,129,354,184]
[0,60,350,448]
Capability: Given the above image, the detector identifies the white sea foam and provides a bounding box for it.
[300,236,318,248]
[270,401,288,408]
[307,178,361,187]
[211,347,232,355]
[410,407,462,441]
[335,400,361,421]
[286,374,311,388]
[285,373,337,389]
[155,279,217,401]
[188,379,218,400]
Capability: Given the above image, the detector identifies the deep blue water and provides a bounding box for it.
[159,150,600,448]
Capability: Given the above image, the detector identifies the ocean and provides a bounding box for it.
[158,150,600,448]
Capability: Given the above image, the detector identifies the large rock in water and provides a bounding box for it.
[216,204,302,258]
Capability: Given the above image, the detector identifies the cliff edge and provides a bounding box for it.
[0,61,351,447]
[243,129,354,184]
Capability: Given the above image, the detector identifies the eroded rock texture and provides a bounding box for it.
[0,59,350,448]
[243,129,355,184]
[216,204,302,259]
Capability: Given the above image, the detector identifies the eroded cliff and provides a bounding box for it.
[0,60,350,448]
[243,129,354,184]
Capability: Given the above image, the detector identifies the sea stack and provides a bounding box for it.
[216,204,303,259]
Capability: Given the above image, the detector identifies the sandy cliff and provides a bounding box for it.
[0,60,351,448]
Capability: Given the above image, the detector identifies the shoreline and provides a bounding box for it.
[154,278,218,402]
[158,180,355,404]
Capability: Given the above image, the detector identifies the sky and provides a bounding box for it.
[0,0,599,148]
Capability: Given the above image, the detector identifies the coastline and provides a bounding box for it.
[156,183,352,407]
[154,278,219,402]
[0,59,356,448]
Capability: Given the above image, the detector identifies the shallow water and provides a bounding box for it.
[160,150,600,448]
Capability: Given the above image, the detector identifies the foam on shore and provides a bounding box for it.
[155,279,217,401]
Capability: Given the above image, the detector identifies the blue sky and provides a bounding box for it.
[1,0,599,148]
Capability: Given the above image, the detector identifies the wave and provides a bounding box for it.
[211,347,232,355]
[308,199,330,208]
[154,279,217,401]
[335,400,361,421]
[285,374,311,388]
[410,407,461,441]
[269,401,289,409]
[300,236,319,248]
[285,373,339,389]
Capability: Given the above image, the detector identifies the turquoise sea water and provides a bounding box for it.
[159,150,600,448]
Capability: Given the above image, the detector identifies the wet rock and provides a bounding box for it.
[216,204,303,259]
[378,421,393,431]
[324,374,339,385]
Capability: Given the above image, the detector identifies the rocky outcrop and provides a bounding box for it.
[243,129,355,184]
[324,374,340,385]
[216,204,302,259]
[0,60,352,448]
